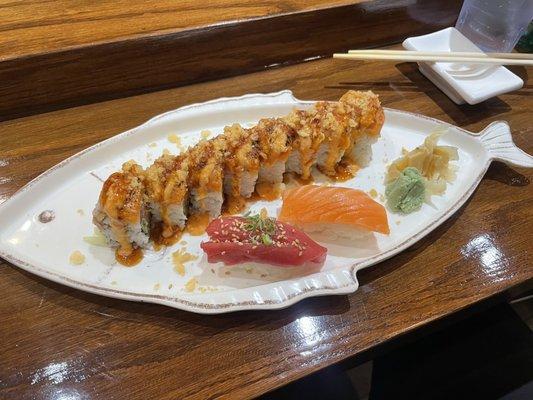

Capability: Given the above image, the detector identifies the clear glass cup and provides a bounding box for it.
[455,0,533,52]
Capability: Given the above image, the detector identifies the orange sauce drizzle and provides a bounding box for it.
[186,213,210,236]
[116,247,143,267]
[254,182,281,201]
[283,172,314,186]
[331,160,359,182]
[223,195,246,215]
[151,222,183,249]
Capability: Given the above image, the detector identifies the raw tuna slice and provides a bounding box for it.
[200,214,327,267]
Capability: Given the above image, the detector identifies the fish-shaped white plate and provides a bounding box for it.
[1,91,532,314]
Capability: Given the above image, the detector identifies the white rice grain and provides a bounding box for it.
[350,133,377,167]
[258,160,285,184]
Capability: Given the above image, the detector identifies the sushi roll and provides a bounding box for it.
[222,123,260,213]
[283,109,325,181]
[93,90,386,255]
[279,185,389,240]
[339,90,384,167]
[312,100,355,177]
[144,153,189,244]
[92,161,150,263]
[186,135,227,231]
[253,118,294,198]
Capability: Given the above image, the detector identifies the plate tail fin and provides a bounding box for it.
[479,121,533,168]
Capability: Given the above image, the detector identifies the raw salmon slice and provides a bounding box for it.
[278,185,390,235]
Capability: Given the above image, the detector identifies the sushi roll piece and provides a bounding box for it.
[253,118,294,199]
[222,123,260,213]
[279,185,389,240]
[92,161,150,264]
[144,153,189,244]
[312,100,357,177]
[186,135,227,233]
[339,90,384,167]
[283,108,325,181]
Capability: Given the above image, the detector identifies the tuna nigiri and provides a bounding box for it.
[200,212,327,266]
[278,185,389,240]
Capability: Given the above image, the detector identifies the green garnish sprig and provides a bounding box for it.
[243,211,276,245]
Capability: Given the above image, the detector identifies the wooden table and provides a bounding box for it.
[0,0,462,120]
[1,53,532,398]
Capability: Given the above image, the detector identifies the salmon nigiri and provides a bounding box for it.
[278,185,390,239]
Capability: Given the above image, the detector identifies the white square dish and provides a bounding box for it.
[403,27,524,105]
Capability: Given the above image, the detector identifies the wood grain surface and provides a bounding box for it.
[1,55,532,399]
[0,0,356,59]
[0,0,462,121]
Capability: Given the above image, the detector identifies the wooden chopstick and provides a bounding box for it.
[347,49,533,60]
[333,52,533,66]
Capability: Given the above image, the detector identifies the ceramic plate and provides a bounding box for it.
[1,91,531,314]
